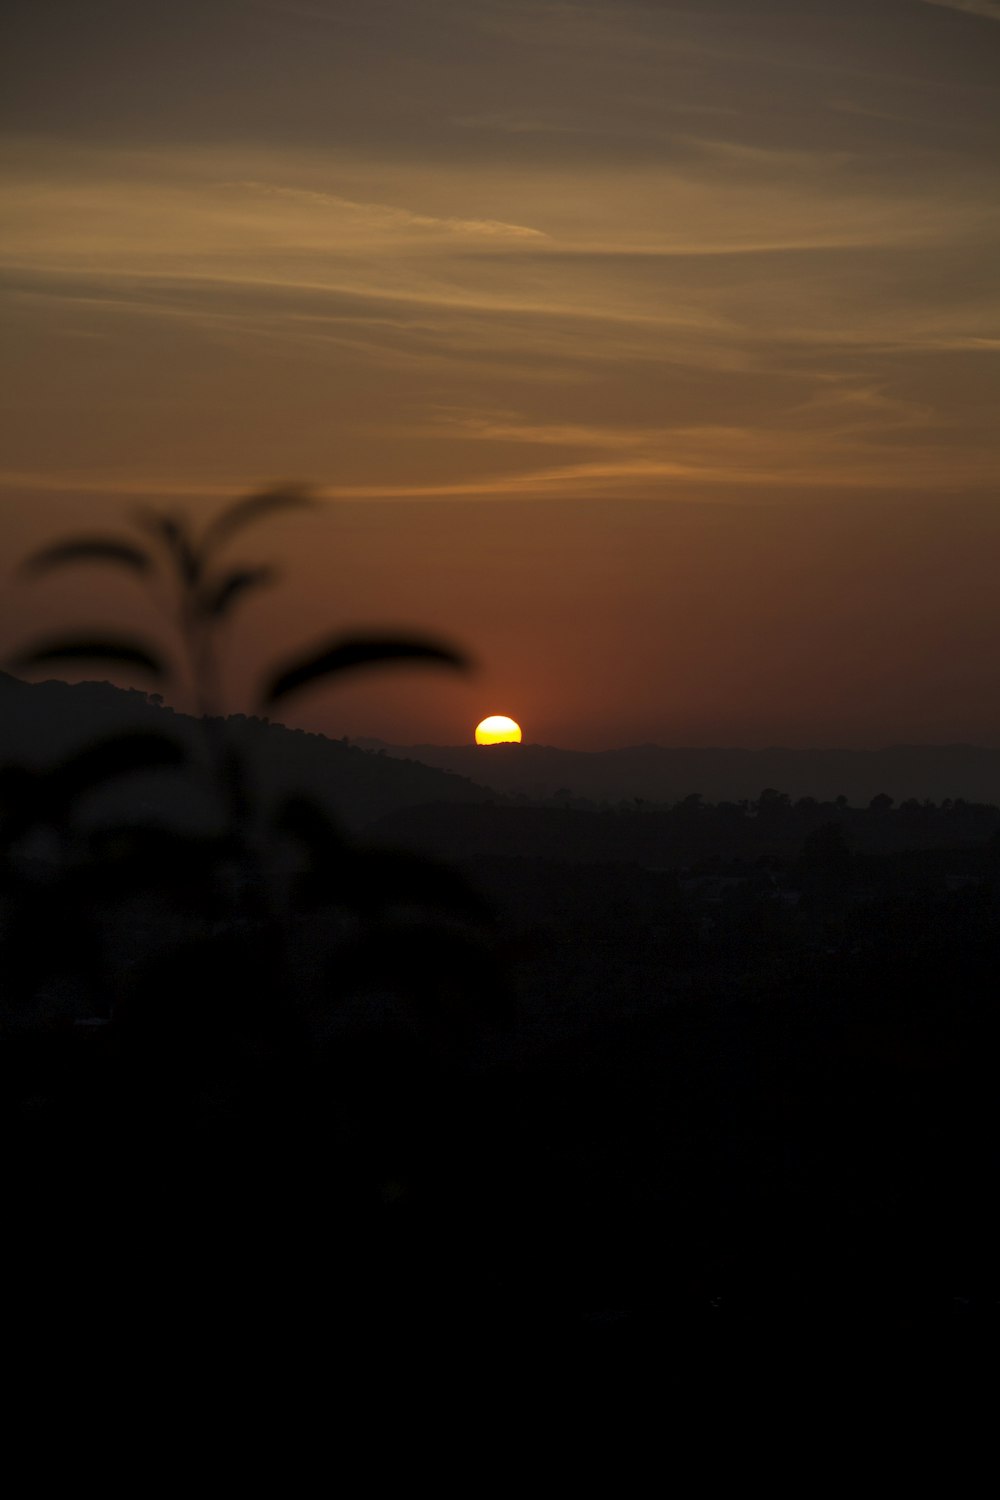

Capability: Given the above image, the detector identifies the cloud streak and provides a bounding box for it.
[228,180,548,239]
[919,0,1000,20]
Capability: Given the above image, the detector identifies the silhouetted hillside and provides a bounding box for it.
[359,738,1000,807]
[0,673,491,831]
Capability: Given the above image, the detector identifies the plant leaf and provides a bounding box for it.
[49,732,185,807]
[275,795,344,857]
[83,827,228,914]
[21,537,153,576]
[263,634,469,706]
[0,765,42,848]
[135,511,201,585]
[10,637,165,680]
[274,796,346,901]
[199,566,276,620]
[201,486,314,554]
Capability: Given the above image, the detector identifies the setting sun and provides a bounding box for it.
[475,715,522,746]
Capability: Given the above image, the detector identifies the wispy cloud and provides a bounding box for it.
[228,180,548,240]
[919,0,1000,20]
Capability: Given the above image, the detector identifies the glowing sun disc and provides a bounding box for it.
[475,715,522,745]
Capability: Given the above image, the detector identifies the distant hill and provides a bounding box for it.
[8,675,1000,865]
[0,673,492,832]
[356,738,1000,807]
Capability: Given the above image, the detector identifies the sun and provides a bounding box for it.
[475,715,522,745]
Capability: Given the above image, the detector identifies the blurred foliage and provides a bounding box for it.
[2,491,502,1318]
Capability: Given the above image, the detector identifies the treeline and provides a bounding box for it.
[370,786,1000,866]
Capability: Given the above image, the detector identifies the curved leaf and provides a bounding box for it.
[135,511,201,585]
[275,795,344,856]
[50,731,185,807]
[21,537,153,576]
[0,764,36,801]
[275,796,346,901]
[263,635,469,706]
[199,566,276,620]
[10,637,165,680]
[0,765,42,848]
[83,827,229,914]
[201,486,314,554]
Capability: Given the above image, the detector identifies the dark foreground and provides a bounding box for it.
[3,683,997,1357]
[5,839,997,1357]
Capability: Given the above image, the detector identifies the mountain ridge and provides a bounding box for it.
[0,673,493,831]
[354,736,1000,806]
[6,672,1000,811]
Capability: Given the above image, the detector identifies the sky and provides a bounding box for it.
[1,0,998,747]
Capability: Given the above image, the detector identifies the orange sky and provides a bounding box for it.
[2,1,999,746]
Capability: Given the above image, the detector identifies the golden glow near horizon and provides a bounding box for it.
[475,716,522,746]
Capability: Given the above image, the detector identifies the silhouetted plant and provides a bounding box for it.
[12,486,468,826]
[2,489,497,1228]
[15,485,466,716]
